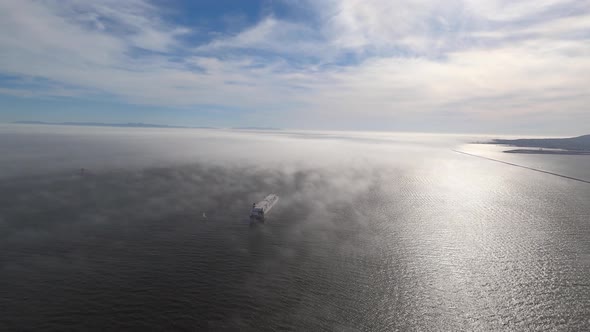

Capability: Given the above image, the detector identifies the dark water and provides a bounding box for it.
[1,126,589,331]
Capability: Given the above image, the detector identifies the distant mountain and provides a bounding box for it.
[13,121,215,129]
[492,134,590,151]
[13,121,50,125]
[231,126,281,130]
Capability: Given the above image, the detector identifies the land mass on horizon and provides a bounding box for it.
[12,121,215,129]
[490,134,590,155]
[12,121,285,131]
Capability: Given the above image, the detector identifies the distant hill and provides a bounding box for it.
[231,126,281,130]
[13,121,215,129]
[492,135,590,151]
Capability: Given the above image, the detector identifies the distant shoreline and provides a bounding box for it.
[12,121,214,129]
[504,149,590,155]
[10,121,284,131]
[481,134,590,156]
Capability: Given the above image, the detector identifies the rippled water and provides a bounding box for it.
[1,125,589,330]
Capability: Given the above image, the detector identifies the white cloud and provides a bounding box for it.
[302,45,590,116]
[320,0,450,50]
[196,17,332,60]
[463,0,572,21]
[0,0,589,133]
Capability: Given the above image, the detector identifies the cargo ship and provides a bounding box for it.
[250,194,279,222]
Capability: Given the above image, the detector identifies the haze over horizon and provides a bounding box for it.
[1,0,589,134]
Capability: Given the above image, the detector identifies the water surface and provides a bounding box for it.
[1,125,589,330]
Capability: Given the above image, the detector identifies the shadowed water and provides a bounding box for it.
[1,125,589,331]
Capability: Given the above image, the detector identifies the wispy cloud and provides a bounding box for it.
[0,0,588,132]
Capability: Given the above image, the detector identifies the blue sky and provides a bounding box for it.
[0,0,589,134]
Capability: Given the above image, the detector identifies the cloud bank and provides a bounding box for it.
[0,0,589,133]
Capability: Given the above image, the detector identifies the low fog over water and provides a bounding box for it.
[1,125,589,330]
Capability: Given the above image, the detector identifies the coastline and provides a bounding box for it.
[503,149,590,155]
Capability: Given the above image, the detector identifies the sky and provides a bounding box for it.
[0,0,589,134]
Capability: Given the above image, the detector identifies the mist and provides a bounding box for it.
[1,124,461,256]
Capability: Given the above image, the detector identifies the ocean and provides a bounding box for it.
[1,125,589,331]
